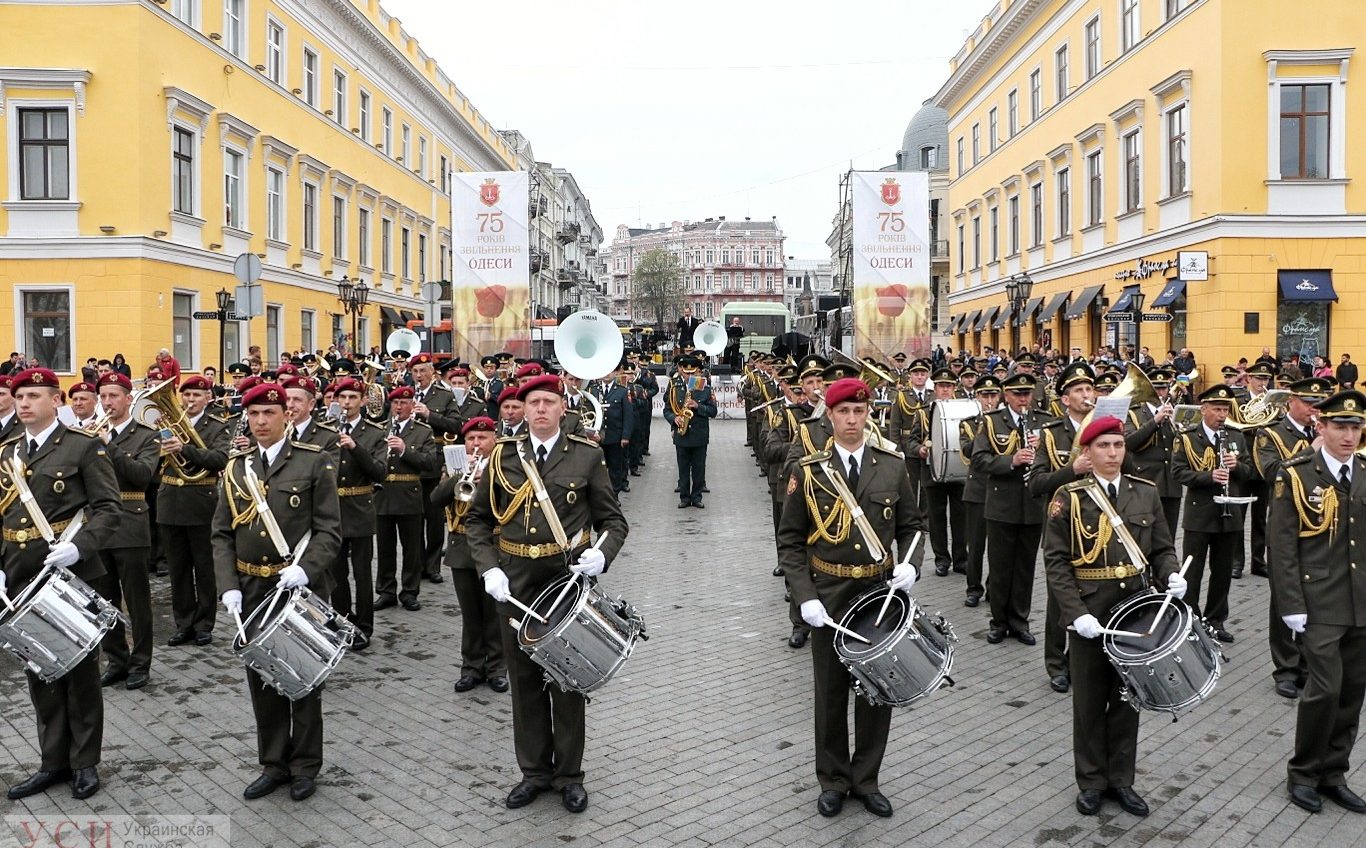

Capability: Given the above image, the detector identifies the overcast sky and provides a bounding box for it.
[384,0,997,258]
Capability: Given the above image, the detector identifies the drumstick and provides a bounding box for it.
[823,616,872,645]
[507,594,549,625]
[232,610,247,645]
[548,531,611,619]
[1067,624,1146,638]
[0,589,15,614]
[875,531,923,627]
[1147,555,1195,636]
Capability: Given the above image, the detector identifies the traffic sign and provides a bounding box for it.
[420,281,444,303]
[1141,312,1174,323]
[1103,312,1134,323]
[233,252,263,286]
[194,310,244,320]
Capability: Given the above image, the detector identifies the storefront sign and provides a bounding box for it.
[1177,251,1209,281]
[1114,257,1178,282]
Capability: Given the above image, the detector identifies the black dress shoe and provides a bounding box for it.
[453,674,481,693]
[374,595,397,610]
[1251,566,1269,578]
[243,774,286,800]
[561,783,588,813]
[673,485,680,493]
[855,791,893,817]
[1213,628,1235,644]
[964,595,981,608]
[194,631,213,646]
[351,632,371,651]
[1015,630,1037,646]
[425,572,445,584]
[678,500,691,508]
[506,780,545,809]
[788,626,809,649]
[701,487,710,493]
[289,776,316,801]
[7,769,70,800]
[488,676,509,693]
[630,469,642,477]
[621,483,630,492]
[125,672,150,691]
[70,767,99,800]
[1320,784,1366,813]
[691,499,705,509]
[934,565,949,577]
[166,631,193,647]
[1274,680,1301,699]
[401,597,422,611]
[1108,786,1149,817]
[987,628,1006,644]
[773,565,784,577]
[1076,788,1103,815]
[1288,783,1323,812]
[817,789,845,817]
[100,668,128,687]
[1231,567,1243,579]
[1050,674,1071,693]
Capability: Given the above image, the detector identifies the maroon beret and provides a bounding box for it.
[332,377,365,396]
[10,368,60,392]
[241,383,287,409]
[461,416,498,437]
[824,377,872,408]
[179,375,213,393]
[514,362,545,380]
[67,381,98,397]
[280,375,318,396]
[275,364,300,377]
[515,374,563,402]
[497,385,520,406]
[1079,416,1124,446]
[411,353,434,367]
[0,375,11,390]
[96,372,133,392]
[387,386,415,402]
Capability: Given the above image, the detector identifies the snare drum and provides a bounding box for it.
[835,587,957,707]
[233,586,356,701]
[0,564,121,682]
[1103,591,1221,717]
[518,576,646,694]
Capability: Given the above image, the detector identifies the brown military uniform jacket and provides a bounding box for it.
[960,415,987,503]
[290,419,340,464]
[103,420,161,549]
[1124,403,1181,499]
[1255,414,1315,483]
[889,387,930,459]
[448,393,488,441]
[1171,425,1255,532]
[374,418,440,516]
[970,406,1055,525]
[156,412,230,525]
[334,417,388,537]
[1268,451,1366,626]
[1028,416,1086,499]
[415,382,460,443]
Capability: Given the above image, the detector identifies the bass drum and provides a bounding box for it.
[930,399,981,482]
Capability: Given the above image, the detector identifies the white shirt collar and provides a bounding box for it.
[293,418,310,440]
[1322,448,1353,485]
[530,430,560,458]
[0,411,13,428]
[25,417,62,451]
[343,414,364,430]
[1093,471,1123,490]
[1203,424,1220,445]
[111,416,133,438]
[832,441,866,474]
[189,410,204,428]
[259,437,287,466]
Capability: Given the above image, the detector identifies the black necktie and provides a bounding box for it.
[1106,482,1119,505]
[260,451,271,472]
[28,438,38,458]
[847,456,860,490]
[1339,465,1351,491]
[536,445,548,469]
[342,422,352,435]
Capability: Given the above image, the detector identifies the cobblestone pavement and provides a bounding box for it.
[3,419,1365,847]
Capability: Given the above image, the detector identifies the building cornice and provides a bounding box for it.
[0,67,91,116]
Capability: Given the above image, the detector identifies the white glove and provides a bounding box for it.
[277,564,309,589]
[889,562,918,592]
[482,567,511,603]
[800,599,829,630]
[571,548,606,577]
[222,589,243,616]
[1072,614,1103,639]
[1165,573,1188,600]
[43,541,80,569]
[1282,614,1307,634]
[0,570,7,598]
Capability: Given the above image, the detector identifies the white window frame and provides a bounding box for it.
[7,99,78,204]
[1007,89,1019,137]
[401,225,411,278]
[222,144,246,230]
[1030,182,1044,248]
[382,108,393,155]
[14,284,77,374]
[418,136,427,177]
[266,303,283,364]
[266,165,285,241]
[172,289,199,370]
[222,0,246,60]
[302,180,319,252]
[1264,54,1349,182]
[988,108,999,152]
[1055,44,1070,102]
[300,308,316,354]
[1085,149,1104,227]
[1056,167,1072,237]
[302,46,319,107]
[358,89,371,142]
[971,123,980,164]
[1121,128,1143,213]
[332,67,346,124]
[1030,68,1043,120]
[1008,194,1020,255]
[400,124,411,164]
[1162,101,1189,198]
[170,122,199,217]
[1121,0,1141,53]
[169,0,198,26]
[265,17,286,86]
[1084,15,1102,80]
[381,216,393,273]
[358,207,371,268]
[332,195,347,260]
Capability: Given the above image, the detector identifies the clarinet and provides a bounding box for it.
[386,419,401,462]
[1216,428,1233,519]
[1020,416,1035,483]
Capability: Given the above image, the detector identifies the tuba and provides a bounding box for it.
[1228,389,1291,430]
[555,309,625,438]
[361,359,388,419]
[694,320,727,358]
[1065,363,1159,462]
[138,380,212,483]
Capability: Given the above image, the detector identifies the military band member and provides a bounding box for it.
[66,380,100,429]
[600,360,637,494]
[374,386,441,612]
[159,375,231,646]
[1,368,121,801]
[497,385,525,437]
[0,375,22,442]
[1235,362,1278,579]
[960,374,1002,607]
[1123,369,1182,536]
[889,358,932,510]
[443,362,488,436]
[629,350,657,473]
[760,365,814,647]
[280,376,340,458]
[323,378,386,648]
[92,373,161,691]
[1042,417,1184,818]
[466,374,629,813]
[472,355,504,405]
[908,369,967,577]
[1171,384,1254,643]
[669,354,717,508]
[778,378,925,819]
[213,383,341,802]
[431,416,507,694]
[1268,389,1366,815]
[410,353,459,584]
[1221,365,1251,405]
[1256,377,1332,699]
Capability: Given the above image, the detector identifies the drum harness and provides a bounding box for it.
[1069,479,1149,580]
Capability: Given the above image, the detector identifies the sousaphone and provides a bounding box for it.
[555,310,625,434]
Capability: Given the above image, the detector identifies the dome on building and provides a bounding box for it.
[898,100,948,172]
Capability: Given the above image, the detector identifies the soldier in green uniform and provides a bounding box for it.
[328,377,388,648]
[778,378,925,819]
[410,353,459,584]
[212,382,341,802]
[2,368,121,801]
[1236,362,1279,578]
[374,386,441,612]
[280,376,340,458]
[0,374,21,442]
[1268,389,1366,815]
[960,374,1002,607]
[92,372,161,691]
[1123,368,1181,536]
[443,362,489,436]
[466,374,629,814]
[889,358,932,511]
[760,365,815,648]
[1042,416,1183,818]
[908,369,967,577]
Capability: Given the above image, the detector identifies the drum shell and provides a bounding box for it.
[0,565,119,682]
[835,588,955,707]
[234,587,355,701]
[1103,592,1221,716]
[518,577,644,694]
[930,399,980,483]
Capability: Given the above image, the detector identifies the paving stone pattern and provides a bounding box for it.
[3,420,1364,847]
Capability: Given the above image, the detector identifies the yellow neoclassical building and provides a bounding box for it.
[935,0,1366,371]
[0,0,513,376]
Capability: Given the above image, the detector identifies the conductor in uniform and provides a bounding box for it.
[1042,416,1184,818]
[2,368,121,801]
[213,382,341,802]
[466,374,629,814]
[778,378,925,819]
[1268,389,1366,814]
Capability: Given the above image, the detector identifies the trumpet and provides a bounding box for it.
[455,448,487,503]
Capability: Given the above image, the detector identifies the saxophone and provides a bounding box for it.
[672,380,694,436]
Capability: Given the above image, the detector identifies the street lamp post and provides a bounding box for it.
[1129,289,1146,360]
[336,276,370,357]
[1006,272,1034,356]
[214,287,231,384]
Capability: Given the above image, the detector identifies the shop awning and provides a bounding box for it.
[993,303,1015,329]
[380,306,404,325]
[1151,279,1186,308]
[947,314,964,334]
[974,306,998,331]
[1109,286,1141,312]
[1038,291,1071,322]
[962,309,981,332]
[1018,296,1044,324]
[1064,285,1104,319]
[399,310,421,324]
[1278,270,1338,302]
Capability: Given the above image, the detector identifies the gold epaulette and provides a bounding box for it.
[496,433,528,444]
[0,435,20,449]
[1125,474,1157,487]
[1282,452,1313,468]
[208,413,231,424]
[1062,478,1093,493]
[410,419,433,432]
[65,428,98,440]
[315,420,338,432]
[228,447,254,459]
[800,450,832,465]
[290,441,322,452]
[869,441,901,457]
[1040,419,1065,429]
[566,433,601,449]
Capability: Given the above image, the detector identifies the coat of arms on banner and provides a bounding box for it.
[881,177,901,206]
[479,178,501,207]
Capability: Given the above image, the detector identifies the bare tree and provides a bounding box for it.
[631,248,684,328]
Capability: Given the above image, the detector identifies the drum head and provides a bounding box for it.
[236,588,291,650]
[839,591,910,656]
[1106,594,1185,660]
[522,578,583,643]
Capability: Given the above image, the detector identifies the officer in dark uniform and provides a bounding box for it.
[472,355,504,406]
[280,376,340,457]
[760,364,814,647]
[159,375,231,646]
[213,382,341,803]
[2,368,121,801]
[960,374,1002,607]
[889,358,932,510]
[92,372,161,691]
[908,368,967,577]
[667,354,717,508]
[1042,416,1183,818]
[411,352,458,583]
[432,416,507,694]
[374,386,441,611]
[778,378,925,819]
[328,377,387,648]
[466,374,629,814]
[1256,377,1332,699]
[1123,368,1181,535]
[0,374,21,442]
[629,351,657,475]
[1268,389,1366,815]
[1235,362,1279,578]
[597,361,636,494]
[443,362,488,436]
[1221,365,1251,405]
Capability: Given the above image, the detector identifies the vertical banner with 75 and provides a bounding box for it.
[850,170,931,361]
[451,171,530,363]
